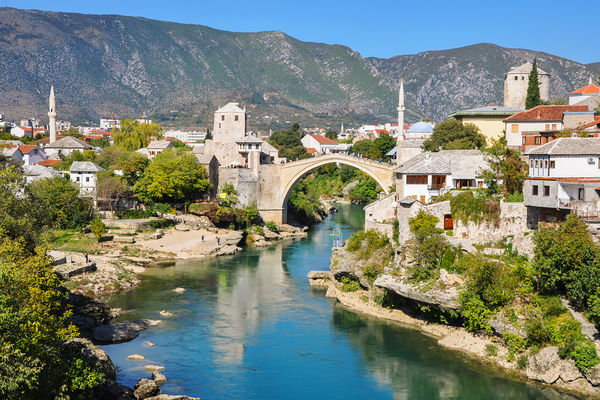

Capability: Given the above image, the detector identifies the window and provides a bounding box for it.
[532,185,538,196]
[514,76,518,80]
[511,124,519,133]
[550,161,555,168]
[431,175,446,190]
[221,115,225,121]
[535,160,539,168]
[578,188,584,200]
[545,124,550,130]
[477,181,483,189]
[85,177,89,182]
[76,176,80,182]
[218,123,221,129]
[522,137,526,145]
[234,115,239,121]
[534,137,542,145]
[522,76,525,80]
[406,175,427,184]
[544,160,548,169]
[552,124,556,130]
[530,160,534,168]
[543,185,550,196]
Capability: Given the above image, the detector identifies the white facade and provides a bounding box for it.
[505,121,563,147]
[20,146,47,166]
[300,134,348,154]
[100,118,120,130]
[11,126,31,138]
[528,154,600,179]
[213,103,246,142]
[165,130,207,143]
[69,162,105,196]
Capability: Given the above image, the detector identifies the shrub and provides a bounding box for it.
[458,292,492,333]
[450,191,500,227]
[517,354,528,370]
[266,221,279,233]
[503,333,526,361]
[346,230,392,260]
[407,211,451,281]
[506,191,524,203]
[90,217,106,242]
[148,219,175,230]
[570,342,600,373]
[485,344,498,357]
[253,225,264,236]
[362,263,384,285]
[341,277,361,292]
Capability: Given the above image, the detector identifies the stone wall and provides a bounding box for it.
[218,168,258,207]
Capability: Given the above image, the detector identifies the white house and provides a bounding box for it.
[44,136,93,158]
[164,130,207,143]
[2,146,23,163]
[301,134,349,155]
[10,126,48,138]
[569,79,600,105]
[524,138,600,225]
[136,140,174,158]
[70,161,105,196]
[18,145,47,165]
[504,105,594,147]
[395,150,489,203]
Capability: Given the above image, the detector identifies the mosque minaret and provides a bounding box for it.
[48,85,57,143]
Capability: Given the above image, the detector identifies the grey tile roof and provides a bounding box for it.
[23,165,62,179]
[527,137,600,155]
[45,136,91,149]
[70,161,105,172]
[395,149,487,179]
[147,140,174,150]
[195,154,217,164]
[216,102,244,113]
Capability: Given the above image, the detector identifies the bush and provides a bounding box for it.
[485,344,498,357]
[148,219,175,229]
[506,191,524,203]
[341,277,361,292]
[115,209,154,219]
[266,221,279,233]
[90,217,106,242]
[253,225,265,236]
[450,191,500,227]
[503,333,526,361]
[517,354,528,370]
[570,342,600,373]
[458,292,492,333]
[406,211,451,281]
[362,263,384,285]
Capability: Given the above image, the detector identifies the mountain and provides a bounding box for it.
[0,8,597,130]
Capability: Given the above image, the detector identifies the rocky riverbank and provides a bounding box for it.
[308,243,600,398]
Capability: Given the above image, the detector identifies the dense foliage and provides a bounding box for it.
[422,119,486,151]
[482,138,529,199]
[349,133,396,161]
[449,191,501,227]
[133,149,211,204]
[267,124,309,161]
[111,119,163,151]
[406,211,451,281]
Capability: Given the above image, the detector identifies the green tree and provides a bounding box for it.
[483,138,529,198]
[0,236,105,399]
[325,130,338,140]
[29,178,93,230]
[90,216,106,242]
[96,171,131,212]
[406,210,451,281]
[268,124,308,161]
[349,179,378,203]
[422,119,486,151]
[55,150,97,171]
[133,149,211,204]
[112,119,163,151]
[526,59,542,109]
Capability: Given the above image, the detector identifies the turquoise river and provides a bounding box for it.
[102,205,578,399]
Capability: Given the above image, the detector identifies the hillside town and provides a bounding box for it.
[2,6,600,398]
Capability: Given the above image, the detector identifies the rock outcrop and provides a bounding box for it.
[134,379,160,399]
[93,319,162,344]
[374,274,461,310]
[525,347,582,384]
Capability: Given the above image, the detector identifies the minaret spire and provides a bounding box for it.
[396,79,405,166]
[48,85,57,143]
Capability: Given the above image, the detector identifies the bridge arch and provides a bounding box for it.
[279,155,393,211]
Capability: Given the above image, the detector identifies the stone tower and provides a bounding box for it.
[396,79,405,166]
[504,62,550,109]
[48,85,57,143]
[212,102,246,142]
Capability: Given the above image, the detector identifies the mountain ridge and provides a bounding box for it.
[0,8,597,130]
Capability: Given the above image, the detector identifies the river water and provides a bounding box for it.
[103,205,576,399]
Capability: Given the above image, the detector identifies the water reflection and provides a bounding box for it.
[332,306,578,400]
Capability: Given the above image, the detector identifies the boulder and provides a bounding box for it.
[262,228,280,240]
[585,364,600,386]
[307,270,333,280]
[93,320,162,344]
[526,346,582,384]
[63,338,116,381]
[159,310,173,317]
[152,370,167,386]
[134,378,160,399]
[488,310,527,338]
[144,365,165,371]
[127,354,145,360]
[374,274,461,309]
[173,287,186,294]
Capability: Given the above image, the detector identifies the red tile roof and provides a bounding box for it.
[308,134,338,144]
[375,129,390,134]
[571,83,600,95]
[306,147,318,154]
[505,105,589,122]
[18,145,38,154]
[37,159,61,166]
[580,116,600,129]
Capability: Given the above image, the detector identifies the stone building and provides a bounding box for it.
[212,102,246,142]
[504,62,550,109]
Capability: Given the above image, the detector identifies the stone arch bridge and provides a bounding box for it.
[256,154,396,224]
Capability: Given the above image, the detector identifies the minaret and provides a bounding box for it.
[396,79,405,166]
[340,122,344,137]
[48,85,57,143]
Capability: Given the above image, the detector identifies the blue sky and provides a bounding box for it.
[7,0,600,64]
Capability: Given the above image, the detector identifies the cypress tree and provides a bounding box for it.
[525,58,542,109]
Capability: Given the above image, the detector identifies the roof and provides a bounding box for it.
[407,122,434,134]
[580,117,600,130]
[308,134,338,145]
[69,161,105,173]
[18,145,39,154]
[504,105,589,122]
[395,149,487,179]
[571,83,600,95]
[147,140,174,150]
[527,138,600,156]
[23,165,62,179]
[399,196,422,206]
[195,154,217,164]
[37,159,61,166]
[306,147,318,154]
[450,105,523,118]
[506,62,549,76]
[45,136,92,149]
[2,147,21,157]
[215,102,245,113]
[37,135,66,144]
